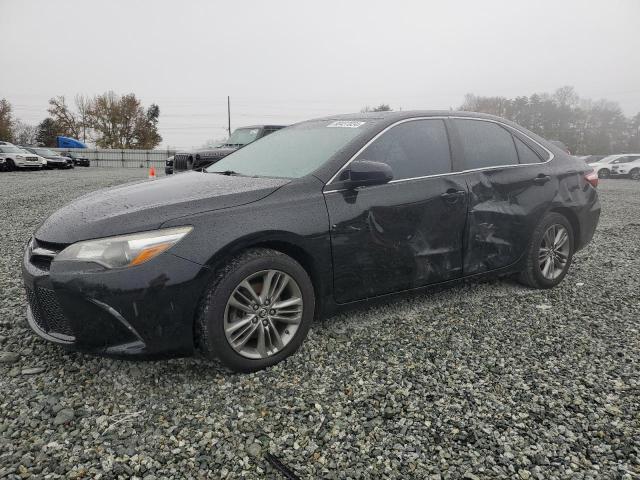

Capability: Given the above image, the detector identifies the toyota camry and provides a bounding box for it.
[23,111,600,372]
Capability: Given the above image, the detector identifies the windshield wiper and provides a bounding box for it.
[210,170,240,176]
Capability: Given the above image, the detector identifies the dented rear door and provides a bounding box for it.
[448,118,555,275]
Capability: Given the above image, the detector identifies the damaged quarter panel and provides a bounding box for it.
[449,117,557,275]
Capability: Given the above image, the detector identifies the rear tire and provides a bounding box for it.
[518,212,574,289]
[196,248,315,372]
[598,168,610,179]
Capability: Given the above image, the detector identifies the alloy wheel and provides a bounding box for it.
[598,169,609,179]
[224,269,303,359]
[538,224,570,280]
[631,170,640,181]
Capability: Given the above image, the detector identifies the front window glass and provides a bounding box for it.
[454,119,518,170]
[207,120,368,178]
[223,128,261,146]
[355,119,451,179]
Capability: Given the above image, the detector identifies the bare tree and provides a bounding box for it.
[12,120,38,145]
[75,94,91,143]
[87,91,162,148]
[47,96,81,138]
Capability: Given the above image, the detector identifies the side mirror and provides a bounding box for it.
[340,160,393,188]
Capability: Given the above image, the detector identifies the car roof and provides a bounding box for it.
[237,125,287,129]
[304,110,539,128]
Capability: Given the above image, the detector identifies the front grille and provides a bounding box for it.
[26,156,39,162]
[29,238,66,271]
[26,286,75,339]
[174,153,191,171]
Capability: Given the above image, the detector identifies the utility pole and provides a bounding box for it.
[227,96,231,137]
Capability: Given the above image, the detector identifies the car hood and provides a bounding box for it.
[35,171,290,244]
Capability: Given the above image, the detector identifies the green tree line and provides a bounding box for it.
[459,86,640,155]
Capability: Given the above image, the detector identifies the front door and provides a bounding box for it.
[324,118,469,303]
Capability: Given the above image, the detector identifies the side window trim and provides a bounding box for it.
[506,127,546,163]
[324,116,554,191]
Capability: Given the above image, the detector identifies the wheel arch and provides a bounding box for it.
[203,232,326,316]
[549,206,581,249]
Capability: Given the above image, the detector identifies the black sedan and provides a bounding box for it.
[22,147,74,169]
[23,111,600,372]
[62,151,90,167]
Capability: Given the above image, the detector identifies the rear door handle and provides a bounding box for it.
[440,189,466,203]
[533,174,551,185]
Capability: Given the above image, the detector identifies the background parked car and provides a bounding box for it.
[170,125,286,174]
[0,142,43,170]
[611,156,640,180]
[21,147,74,169]
[592,154,640,178]
[164,156,174,175]
[582,155,607,164]
[62,151,90,167]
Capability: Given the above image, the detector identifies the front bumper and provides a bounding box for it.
[17,160,43,168]
[22,242,211,358]
[46,159,71,168]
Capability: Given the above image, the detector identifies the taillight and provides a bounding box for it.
[584,170,598,188]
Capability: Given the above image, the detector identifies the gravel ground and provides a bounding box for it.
[0,168,638,479]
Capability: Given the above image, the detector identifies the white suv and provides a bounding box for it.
[611,156,640,180]
[590,154,640,179]
[0,141,44,170]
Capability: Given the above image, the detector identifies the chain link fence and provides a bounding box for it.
[52,148,176,168]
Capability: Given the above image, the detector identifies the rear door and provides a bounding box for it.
[324,118,469,303]
[448,118,555,275]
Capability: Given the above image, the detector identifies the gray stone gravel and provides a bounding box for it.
[0,168,639,479]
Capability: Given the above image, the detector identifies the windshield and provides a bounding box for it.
[33,148,58,156]
[224,128,261,146]
[0,146,26,154]
[207,120,370,178]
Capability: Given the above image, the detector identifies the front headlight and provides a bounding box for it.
[56,226,193,269]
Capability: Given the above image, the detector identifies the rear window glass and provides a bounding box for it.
[514,136,542,164]
[454,119,518,170]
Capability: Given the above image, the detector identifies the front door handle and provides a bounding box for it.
[440,189,466,203]
[533,174,551,185]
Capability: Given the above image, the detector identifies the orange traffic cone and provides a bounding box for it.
[148,166,156,179]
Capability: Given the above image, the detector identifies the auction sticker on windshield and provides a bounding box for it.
[326,121,366,128]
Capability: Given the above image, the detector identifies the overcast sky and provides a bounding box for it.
[1,0,639,149]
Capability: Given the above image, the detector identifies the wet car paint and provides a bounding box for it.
[23,111,600,357]
[36,172,290,244]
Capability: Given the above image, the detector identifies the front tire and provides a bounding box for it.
[518,212,574,289]
[630,169,640,181]
[598,168,610,179]
[196,248,315,372]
